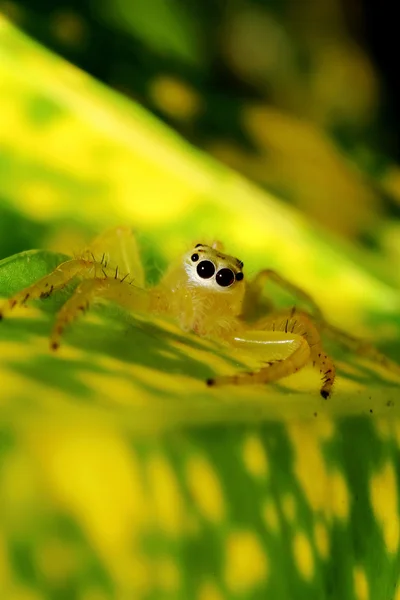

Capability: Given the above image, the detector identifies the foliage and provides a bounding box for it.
[1,19,400,600]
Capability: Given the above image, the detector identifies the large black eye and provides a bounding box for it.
[191,253,199,262]
[197,260,215,279]
[216,268,235,287]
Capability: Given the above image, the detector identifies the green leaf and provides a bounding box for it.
[1,19,400,600]
[98,0,204,66]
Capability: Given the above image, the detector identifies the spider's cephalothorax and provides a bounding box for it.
[185,243,244,290]
[159,242,246,332]
[2,226,398,398]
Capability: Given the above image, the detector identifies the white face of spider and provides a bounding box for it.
[183,243,245,292]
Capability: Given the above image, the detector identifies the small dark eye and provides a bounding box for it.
[236,272,244,281]
[191,253,199,262]
[216,268,235,287]
[197,260,215,279]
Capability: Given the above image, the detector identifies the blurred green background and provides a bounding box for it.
[2,0,400,258]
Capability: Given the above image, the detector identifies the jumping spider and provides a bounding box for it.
[0,226,397,398]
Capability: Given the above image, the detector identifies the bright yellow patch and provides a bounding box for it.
[262,500,280,534]
[375,418,392,440]
[314,417,336,441]
[146,454,185,536]
[292,531,314,581]
[80,372,152,408]
[281,494,296,523]
[287,422,328,512]
[25,426,151,592]
[288,422,350,521]
[197,580,225,600]
[19,182,64,220]
[353,566,369,600]
[394,584,400,600]
[314,520,330,559]
[224,531,268,593]
[156,558,181,593]
[330,470,350,520]
[185,455,225,522]
[370,461,400,553]
[242,434,269,478]
[149,75,202,120]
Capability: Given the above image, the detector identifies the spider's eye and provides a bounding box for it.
[191,253,199,262]
[236,272,244,281]
[197,260,215,279]
[216,268,235,287]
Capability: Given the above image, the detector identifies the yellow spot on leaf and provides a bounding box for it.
[281,494,296,523]
[314,520,330,559]
[156,558,181,592]
[198,580,225,600]
[288,423,350,521]
[26,426,151,592]
[375,418,392,440]
[146,454,185,536]
[262,500,280,534]
[224,531,268,593]
[330,470,350,520]
[149,75,202,121]
[242,434,269,478]
[287,422,328,513]
[19,182,63,219]
[353,566,369,600]
[292,532,314,581]
[370,461,399,553]
[81,371,152,408]
[315,417,336,441]
[186,455,225,522]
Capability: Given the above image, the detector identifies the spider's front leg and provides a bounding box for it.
[0,258,91,320]
[0,226,152,349]
[50,277,150,349]
[242,268,324,322]
[208,310,336,398]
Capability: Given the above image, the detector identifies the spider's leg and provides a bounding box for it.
[0,259,93,320]
[241,269,324,322]
[209,309,335,398]
[85,226,145,288]
[50,277,150,350]
[207,329,311,389]
[256,310,335,397]
[322,322,400,376]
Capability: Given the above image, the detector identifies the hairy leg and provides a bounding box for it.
[0,259,92,320]
[82,226,145,288]
[207,329,311,390]
[208,308,335,398]
[255,309,335,398]
[241,267,400,383]
[50,277,151,349]
[322,322,400,376]
[0,226,145,320]
[241,269,324,322]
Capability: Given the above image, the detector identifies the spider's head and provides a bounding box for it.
[184,243,244,293]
